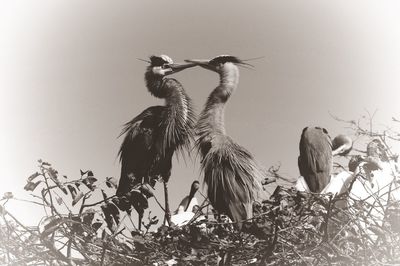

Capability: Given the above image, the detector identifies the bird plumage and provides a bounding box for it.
[298,127,333,193]
[200,136,263,224]
[187,56,265,227]
[117,106,169,195]
[116,55,196,226]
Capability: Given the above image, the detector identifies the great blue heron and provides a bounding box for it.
[298,127,353,193]
[117,55,196,225]
[185,55,267,228]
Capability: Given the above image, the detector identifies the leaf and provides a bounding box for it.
[72,191,84,206]
[2,192,13,199]
[27,172,40,182]
[82,209,96,225]
[46,168,68,194]
[140,186,154,198]
[80,169,88,177]
[101,229,107,240]
[82,177,97,191]
[128,191,149,216]
[47,168,58,180]
[106,177,118,189]
[56,196,63,205]
[24,181,41,192]
[59,186,68,195]
[112,196,131,212]
[101,202,120,232]
[67,185,78,198]
[92,222,103,231]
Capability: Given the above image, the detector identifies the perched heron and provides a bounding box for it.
[298,127,353,193]
[175,180,200,214]
[166,181,202,227]
[117,55,196,225]
[185,55,267,228]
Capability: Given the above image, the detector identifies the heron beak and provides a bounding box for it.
[332,146,344,156]
[165,62,197,75]
[184,59,216,72]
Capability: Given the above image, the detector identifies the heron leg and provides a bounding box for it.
[138,213,143,231]
[163,181,172,226]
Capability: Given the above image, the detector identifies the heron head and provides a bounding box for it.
[189,181,200,197]
[332,134,353,156]
[147,55,196,76]
[191,181,200,191]
[185,55,252,73]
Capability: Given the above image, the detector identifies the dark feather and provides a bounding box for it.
[117,106,163,195]
[149,55,170,66]
[199,136,264,226]
[117,77,195,195]
[194,58,265,227]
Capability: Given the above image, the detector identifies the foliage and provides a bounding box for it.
[1,115,400,265]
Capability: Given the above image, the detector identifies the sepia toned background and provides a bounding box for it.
[1,0,400,225]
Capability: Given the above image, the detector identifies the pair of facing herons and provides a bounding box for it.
[116,55,353,229]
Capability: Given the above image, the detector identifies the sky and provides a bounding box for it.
[1,0,400,225]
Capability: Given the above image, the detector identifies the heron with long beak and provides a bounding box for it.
[117,55,196,226]
[185,55,269,228]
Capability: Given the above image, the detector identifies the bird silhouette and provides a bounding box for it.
[117,55,196,226]
[298,127,353,193]
[186,55,269,228]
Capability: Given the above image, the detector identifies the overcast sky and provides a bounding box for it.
[1,0,400,225]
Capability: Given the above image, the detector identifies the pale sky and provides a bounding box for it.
[1,0,400,225]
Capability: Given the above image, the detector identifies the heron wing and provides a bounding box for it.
[158,79,196,157]
[117,106,165,195]
[201,136,263,223]
[298,127,333,192]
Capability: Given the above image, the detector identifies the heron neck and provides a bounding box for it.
[220,66,239,91]
[188,186,197,198]
[145,74,189,122]
[197,66,239,138]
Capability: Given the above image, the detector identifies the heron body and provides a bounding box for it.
[186,56,265,227]
[117,55,196,225]
[298,127,353,193]
[298,127,333,193]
